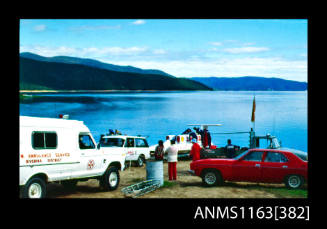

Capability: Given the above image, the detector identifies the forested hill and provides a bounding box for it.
[191,76,307,91]
[19,57,212,91]
[20,52,174,77]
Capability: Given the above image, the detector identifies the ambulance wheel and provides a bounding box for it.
[137,156,145,167]
[23,177,46,198]
[101,166,120,191]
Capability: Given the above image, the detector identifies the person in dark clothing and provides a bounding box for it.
[225,139,236,158]
[202,128,212,148]
[182,128,191,135]
[193,127,201,135]
[154,140,164,161]
[189,131,197,141]
[208,131,211,148]
[193,127,203,144]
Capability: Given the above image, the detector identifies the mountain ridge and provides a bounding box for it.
[20,52,174,78]
[19,52,307,91]
[19,57,212,91]
[191,76,307,91]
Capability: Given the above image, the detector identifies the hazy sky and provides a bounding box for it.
[20,19,308,82]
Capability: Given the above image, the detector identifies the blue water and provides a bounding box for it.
[19,91,307,152]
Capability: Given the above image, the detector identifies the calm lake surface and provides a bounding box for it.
[19,91,308,152]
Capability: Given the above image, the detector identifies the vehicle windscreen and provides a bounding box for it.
[100,138,125,147]
[233,150,249,160]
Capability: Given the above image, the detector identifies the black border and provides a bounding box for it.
[14,16,314,225]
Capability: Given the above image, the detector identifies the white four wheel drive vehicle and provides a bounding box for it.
[98,135,150,167]
[19,116,126,198]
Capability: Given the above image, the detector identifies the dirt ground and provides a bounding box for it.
[46,160,304,198]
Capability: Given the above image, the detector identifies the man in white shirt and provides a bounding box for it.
[165,139,178,180]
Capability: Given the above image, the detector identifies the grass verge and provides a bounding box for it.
[162,180,178,188]
[260,187,307,198]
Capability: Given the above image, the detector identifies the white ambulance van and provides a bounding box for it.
[19,116,126,198]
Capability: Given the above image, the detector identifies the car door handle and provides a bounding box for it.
[255,164,261,167]
[282,165,288,168]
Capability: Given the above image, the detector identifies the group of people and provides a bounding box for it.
[154,135,238,181]
[153,139,178,180]
[183,127,212,149]
[154,137,202,181]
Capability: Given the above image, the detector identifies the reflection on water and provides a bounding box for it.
[20,91,307,152]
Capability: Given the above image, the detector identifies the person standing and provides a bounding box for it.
[225,139,236,158]
[207,129,212,148]
[189,130,197,142]
[202,129,209,148]
[190,138,201,161]
[165,139,178,181]
[154,140,164,161]
[200,127,211,149]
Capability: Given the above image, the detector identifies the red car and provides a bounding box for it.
[190,148,308,189]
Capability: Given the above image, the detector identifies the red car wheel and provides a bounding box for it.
[285,175,304,189]
[201,169,223,187]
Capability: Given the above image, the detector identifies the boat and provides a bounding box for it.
[149,124,221,158]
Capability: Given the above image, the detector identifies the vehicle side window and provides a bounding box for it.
[79,134,95,149]
[243,151,264,162]
[101,138,125,147]
[135,138,149,148]
[32,132,57,149]
[264,152,288,163]
[125,138,134,148]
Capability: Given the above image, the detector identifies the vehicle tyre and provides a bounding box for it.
[22,177,46,198]
[101,166,120,191]
[137,156,145,167]
[201,169,223,187]
[285,175,304,189]
[61,180,78,189]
